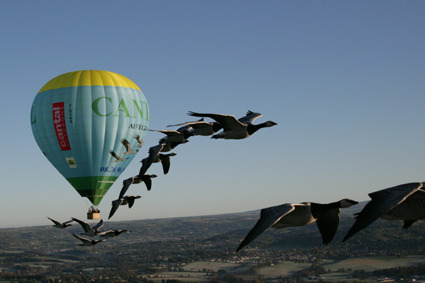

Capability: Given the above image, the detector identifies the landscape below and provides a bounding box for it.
[2,205,425,282]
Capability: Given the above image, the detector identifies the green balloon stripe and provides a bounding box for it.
[66,176,118,206]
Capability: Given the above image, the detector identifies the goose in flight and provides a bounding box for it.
[237,199,358,252]
[188,110,277,140]
[109,195,141,219]
[47,217,74,229]
[73,234,106,246]
[151,129,189,144]
[168,118,223,137]
[134,134,144,148]
[343,182,425,242]
[110,150,128,162]
[141,150,176,175]
[138,143,165,177]
[121,138,136,156]
[119,175,157,200]
[99,229,130,238]
[72,218,104,237]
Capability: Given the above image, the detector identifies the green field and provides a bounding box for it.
[323,255,425,272]
[155,255,425,281]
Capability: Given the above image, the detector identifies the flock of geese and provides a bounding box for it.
[49,110,425,251]
[47,217,130,246]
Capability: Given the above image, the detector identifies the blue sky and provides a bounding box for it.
[1,1,425,228]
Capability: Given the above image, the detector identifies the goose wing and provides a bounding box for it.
[167,118,204,127]
[63,219,74,225]
[315,207,340,244]
[343,182,423,241]
[72,217,93,233]
[141,174,156,191]
[127,196,141,208]
[47,217,61,226]
[93,219,104,232]
[238,110,263,124]
[159,154,172,174]
[188,111,245,131]
[237,203,295,252]
[109,198,123,219]
[119,177,135,199]
[73,233,90,243]
[151,130,185,142]
[139,143,164,177]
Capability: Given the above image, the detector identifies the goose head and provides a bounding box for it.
[265,121,277,127]
[339,199,358,208]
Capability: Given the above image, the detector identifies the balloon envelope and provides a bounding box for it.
[31,70,149,206]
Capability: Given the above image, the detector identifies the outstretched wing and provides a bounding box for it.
[139,143,164,177]
[237,203,295,252]
[315,208,340,244]
[167,118,204,127]
[188,111,245,131]
[72,217,92,233]
[93,219,104,231]
[109,198,123,219]
[73,233,90,242]
[119,177,135,199]
[343,182,422,241]
[238,110,263,124]
[47,217,61,226]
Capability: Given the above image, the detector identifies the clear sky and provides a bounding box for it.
[1,1,425,228]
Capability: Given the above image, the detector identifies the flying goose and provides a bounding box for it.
[167,118,222,136]
[47,217,74,229]
[72,218,104,237]
[138,143,165,177]
[109,195,141,219]
[343,182,425,242]
[73,234,106,246]
[121,138,136,156]
[110,150,128,162]
[99,229,130,238]
[141,151,176,175]
[119,175,157,200]
[236,199,358,252]
[188,111,277,140]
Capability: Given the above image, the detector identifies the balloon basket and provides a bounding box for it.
[87,212,100,220]
[87,206,100,220]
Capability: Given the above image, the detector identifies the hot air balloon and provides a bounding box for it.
[30,70,149,218]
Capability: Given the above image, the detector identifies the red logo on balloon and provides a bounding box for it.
[52,102,71,151]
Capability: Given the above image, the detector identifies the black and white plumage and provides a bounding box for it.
[72,218,104,237]
[108,195,141,219]
[73,234,106,246]
[188,110,277,140]
[47,217,74,229]
[110,150,128,162]
[237,199,358,252]
[343,182,425,242]
[121,138,136,156]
